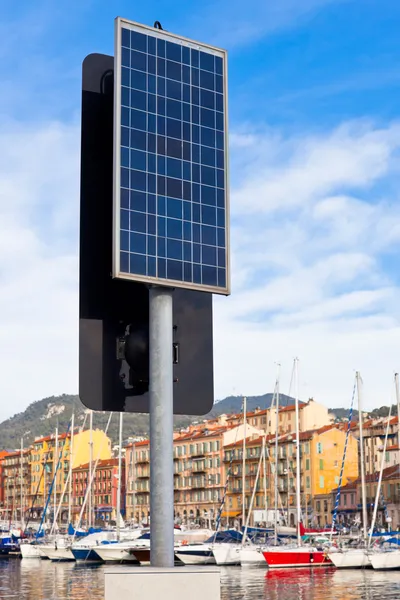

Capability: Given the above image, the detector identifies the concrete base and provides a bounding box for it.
[105,566,220,600]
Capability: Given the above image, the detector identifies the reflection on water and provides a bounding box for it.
[1,560,400,599]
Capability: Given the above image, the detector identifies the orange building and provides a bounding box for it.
[224,424,358,528]
[1,448,31,524]
[125,419,262,526]
[72,458,125,524]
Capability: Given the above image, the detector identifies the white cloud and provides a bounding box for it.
[0,119,79,420]
[1,116,400,420]
[213,120,400,409]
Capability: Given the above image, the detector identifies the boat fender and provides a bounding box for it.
[310,553,314,563]
[181,540,188,546]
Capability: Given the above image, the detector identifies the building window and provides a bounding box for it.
[316,443,323,454]
[305,459,310,470]
[319,476,324,489]
[319,459,324,471]
[316,500,320,512]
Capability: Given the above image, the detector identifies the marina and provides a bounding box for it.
[1,560,400,600]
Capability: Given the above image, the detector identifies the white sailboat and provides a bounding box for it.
[370,373,400,571]
[328,372,371,569]
[213,398,247,566]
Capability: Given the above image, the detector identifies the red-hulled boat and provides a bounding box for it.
[262,546,333,568]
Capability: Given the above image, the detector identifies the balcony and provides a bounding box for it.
[192,477,206,488]
[136,454,149,464]
[137,471,150,479]
[192,460,206,472]
[190,447,206,458]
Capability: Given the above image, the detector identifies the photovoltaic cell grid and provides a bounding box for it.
[113,21,229,294]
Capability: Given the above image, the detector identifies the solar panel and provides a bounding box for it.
[112,18,230,295]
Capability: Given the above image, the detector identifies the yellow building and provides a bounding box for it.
[226,399,332,436]
[223,424,358,527]
[29,428,112,521]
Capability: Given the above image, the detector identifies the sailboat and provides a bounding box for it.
[328,372,370,568]
[239,371,282,567]
[369,373,400,570]
[212,398,248,566]
[262,359,333,568]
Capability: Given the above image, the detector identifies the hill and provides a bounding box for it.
[0,392,296,450]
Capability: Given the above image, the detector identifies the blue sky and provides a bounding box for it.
[1,0,400,419]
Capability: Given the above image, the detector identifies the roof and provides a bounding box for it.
[1,448,30,459]
[126,439,149,448]
[224,423,344,450]
[173,425,233,442]
[34,432,71,444]
[331,479,358,493]
[73,458,122,471]
[334,465,400,489]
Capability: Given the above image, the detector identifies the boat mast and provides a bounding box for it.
[116,412,123,542]
[396,373,400,445]
[20,437,24,530]
[368,402,392,547]
[262,436,268,523]
[273,366,280,545]
[294,358,302,546]
[88,410,93,528]
[356,372,368,541]
[242,396,247,529]
[68,413,75,525]
[53,424,59,532]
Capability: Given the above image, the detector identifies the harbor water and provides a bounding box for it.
[1,560,400,599]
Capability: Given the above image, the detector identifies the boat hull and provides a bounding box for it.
[94,546,139,563]
[175,546,215,565]
[20,544,42,559]
[328,549,370,569]
[71,548,102,562]
[212,544,241,566]
[239,547,267,566]
[263,549,332,568]
[370,551,400,570]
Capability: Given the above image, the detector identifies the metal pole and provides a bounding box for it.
[294,358,302,545]
[286,455,290,526]
[262,437,267,522]
[356,372,368,541]
[68,413,75,525]
[395,373,400,446]
[273,370,280,544]
[242,396,247,528]
[88,411,93,528]
[20,437,24,529]
[116,412,123,541]
[54,425,58,531]
[149,286,174,568]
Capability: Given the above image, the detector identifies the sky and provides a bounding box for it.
[1,0,400,419]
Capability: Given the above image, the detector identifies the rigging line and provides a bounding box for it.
[36,419,72,539]
[72,412,114,543]
[214,399,247,537]
[330,375,357,539]
[50,411,89,534]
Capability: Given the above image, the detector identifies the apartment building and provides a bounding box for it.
[330,463,400,530]
[125,421,262,525]
[355,416,399,478]
[0,450,8,509]
[226,399,332,436]
[1,448,31,524]
[29,428,112,521]
[72,458,125,524]
[224,424,358,527]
